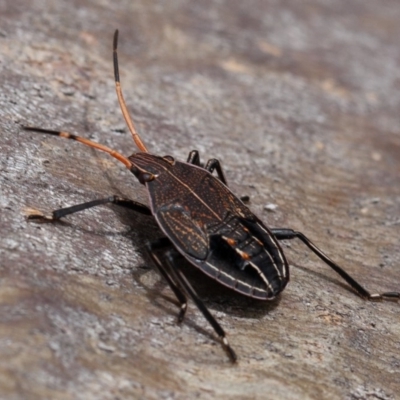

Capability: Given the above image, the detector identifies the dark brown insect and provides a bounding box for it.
[23,30,399,362]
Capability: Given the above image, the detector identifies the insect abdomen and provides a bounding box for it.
[193,215,289,299]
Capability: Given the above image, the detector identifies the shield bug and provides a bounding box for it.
[23,30,399,362]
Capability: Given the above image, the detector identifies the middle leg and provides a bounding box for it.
[185,150,252,202]
[146,238,188,323]
[186,150,228,185]
[163,249,237,363]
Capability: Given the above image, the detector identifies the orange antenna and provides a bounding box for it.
[113,30,149,153]
[22,127,133,169]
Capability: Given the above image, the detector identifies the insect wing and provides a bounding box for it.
[189,214,289,299]
[156,204,209,259]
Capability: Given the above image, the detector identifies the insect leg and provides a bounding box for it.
[204,158,252,201]
[186,150,228,184]
[28,196,151,221]
[146,239,188,323]
[186,150,201,166]
[164,251,237,363]
[204,158,228,185]
[186,151,228,184]
[187,153,249,200]
[271,228,400,301]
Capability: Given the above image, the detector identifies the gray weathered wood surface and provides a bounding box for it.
[1,1,399,399]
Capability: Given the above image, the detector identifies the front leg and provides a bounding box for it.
[186,150,201,166]
[27,195,151,222]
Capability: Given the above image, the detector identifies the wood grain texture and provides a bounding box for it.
[1,0,399,399]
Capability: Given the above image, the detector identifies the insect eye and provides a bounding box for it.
[163,155,175,164]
